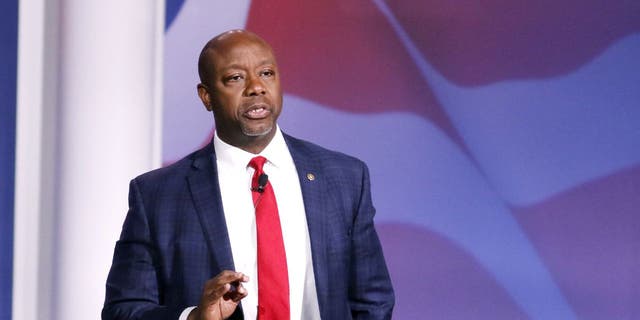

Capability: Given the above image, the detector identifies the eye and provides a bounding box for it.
[260,69,275,78]
[225,74,244,83]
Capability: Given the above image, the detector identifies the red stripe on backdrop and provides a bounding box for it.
[245,0,467,148]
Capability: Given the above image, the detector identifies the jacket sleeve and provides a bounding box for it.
[349,163,395,319]
[102,179,182,320]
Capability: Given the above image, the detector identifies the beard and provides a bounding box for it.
[241,122,274,137]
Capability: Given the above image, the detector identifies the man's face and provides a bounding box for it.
[198,35,283,151]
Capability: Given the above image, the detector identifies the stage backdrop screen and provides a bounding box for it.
[162,1,640,319]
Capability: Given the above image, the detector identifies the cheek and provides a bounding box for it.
[271,82,282,94]
[214,95,241,116]
[268,84,283,102]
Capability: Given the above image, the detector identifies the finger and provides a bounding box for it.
[215,271,247,283]
[203,271,246,294]
[202,281,231,302]
[224,282,248,302]
[231,287,248,302]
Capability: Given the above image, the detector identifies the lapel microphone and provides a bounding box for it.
[252,173,269,193]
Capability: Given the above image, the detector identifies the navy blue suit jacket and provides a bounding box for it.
[102,134,394,319]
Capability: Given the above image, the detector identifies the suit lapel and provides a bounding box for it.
[284,134,331,318]
[187,144,235,271]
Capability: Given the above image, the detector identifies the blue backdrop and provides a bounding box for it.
[0,0,19,319]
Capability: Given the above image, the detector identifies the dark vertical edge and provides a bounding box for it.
[0,0,19,318]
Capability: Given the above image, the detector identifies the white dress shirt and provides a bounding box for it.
[180,127,321,320]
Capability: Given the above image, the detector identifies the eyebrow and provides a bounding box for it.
[220,59,277,73]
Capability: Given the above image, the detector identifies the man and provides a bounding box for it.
[102,29,394,320]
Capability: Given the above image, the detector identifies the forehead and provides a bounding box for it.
[208,39,277,71]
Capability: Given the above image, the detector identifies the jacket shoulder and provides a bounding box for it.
[132,145,212,189]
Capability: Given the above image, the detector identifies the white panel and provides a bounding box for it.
[53,1,164,318]
[16,0,164,318]
[14,1,163,319]
[14,0,46,319]
[14,0,58,319]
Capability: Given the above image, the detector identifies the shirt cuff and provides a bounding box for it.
[178,306,197,320]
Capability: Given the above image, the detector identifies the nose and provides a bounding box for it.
[244,74,266,96]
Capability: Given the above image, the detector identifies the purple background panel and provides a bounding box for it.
[378,223,529,319]
[515,165,640,319]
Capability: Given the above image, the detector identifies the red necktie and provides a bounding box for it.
[249,156,290,319]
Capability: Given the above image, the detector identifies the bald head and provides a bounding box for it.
[198,30,275,86]
[195,29,283,154]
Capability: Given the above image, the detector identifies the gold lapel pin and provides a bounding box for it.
[306,173,315,181]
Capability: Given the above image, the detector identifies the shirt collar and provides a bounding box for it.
[213,125,289,169]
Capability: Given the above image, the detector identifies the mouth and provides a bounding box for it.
[243,104,271,120]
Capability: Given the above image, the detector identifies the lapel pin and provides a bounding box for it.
[306,173,315,181]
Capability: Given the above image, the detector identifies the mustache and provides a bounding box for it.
[242,100,271,110]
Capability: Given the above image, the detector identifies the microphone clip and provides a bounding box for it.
[252,173,269,193]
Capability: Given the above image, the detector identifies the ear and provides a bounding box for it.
[197,83,213,111]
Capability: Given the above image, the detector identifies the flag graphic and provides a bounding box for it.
[164,1,640,318]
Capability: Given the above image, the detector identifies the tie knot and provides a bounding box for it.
[249,156,267,172]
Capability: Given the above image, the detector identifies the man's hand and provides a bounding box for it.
[188,271,249,320]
